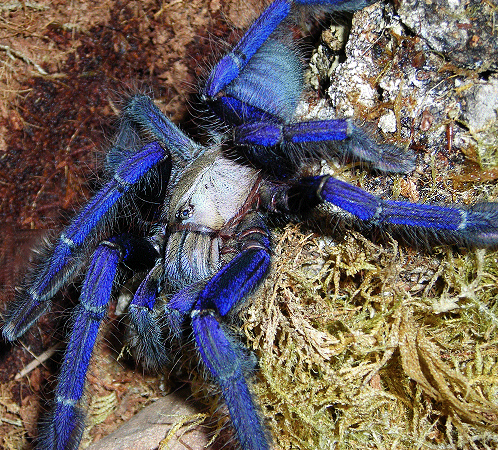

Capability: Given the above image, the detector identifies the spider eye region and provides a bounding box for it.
[176,205,194,221]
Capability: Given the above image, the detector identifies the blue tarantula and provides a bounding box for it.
[3,0,498,449]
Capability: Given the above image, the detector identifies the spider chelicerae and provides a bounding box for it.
[3,1,498,449]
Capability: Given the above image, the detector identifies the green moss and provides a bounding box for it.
[244,223,498,449]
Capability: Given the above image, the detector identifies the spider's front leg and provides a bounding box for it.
[166,212,272,450]
[204,0,414,175]
[3,142,170,342]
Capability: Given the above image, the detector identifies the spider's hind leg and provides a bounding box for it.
[39,234,158,450]
[268,175,498,247]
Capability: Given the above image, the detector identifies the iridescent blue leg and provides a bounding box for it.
[204,0,293,99]
[39,241,120,450]
[163,215,271,449]
[3,143,169,341]
[191,216,271,450]
[283,175,498,246]
[235,119,416,173]
[163,281,205,339]
[39,234,157,450]
[206,37,303,126]
[204,0,374,100]
[192,311,268,450]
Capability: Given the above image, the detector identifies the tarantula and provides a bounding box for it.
[3,0,498,449]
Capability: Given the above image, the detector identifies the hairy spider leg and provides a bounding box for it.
[3,143,169,342]
[161,214,271,450]
[192,310,268,450]
[236,119,350,146]
[205,0,375,123]
[39,234,158,450]
[163,281,205,339]
[40,242,120,450]
[192,248,271,450]
[110,95,199,165]
[204,0,415,174]
[127,262,170,369]
[204,0,293,100]
[207,37,303,127]
[290,175,498,246]
[235,119,417,174]
[204,0,375,100]
[128,210,272,450]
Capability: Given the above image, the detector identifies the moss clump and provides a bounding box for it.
[244,224,498,449]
